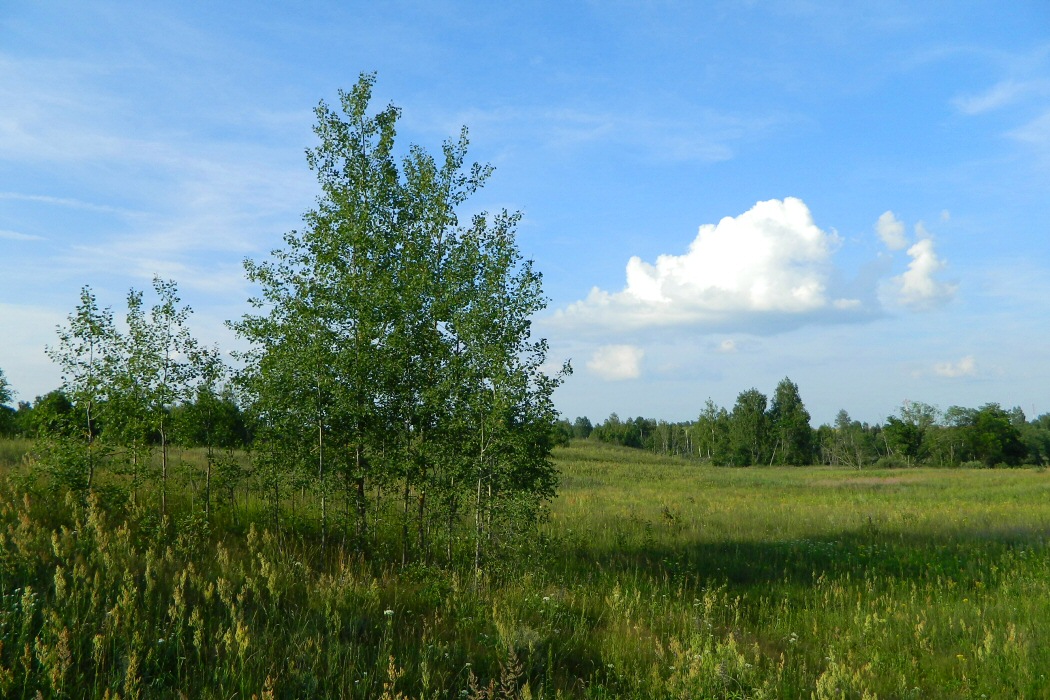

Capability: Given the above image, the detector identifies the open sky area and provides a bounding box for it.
[2,2,1049,426]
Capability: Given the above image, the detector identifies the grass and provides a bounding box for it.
[2,438,1049,697]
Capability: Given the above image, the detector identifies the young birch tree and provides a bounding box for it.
[233,72,567,564]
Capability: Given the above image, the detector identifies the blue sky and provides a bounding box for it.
[2,1,1050,425]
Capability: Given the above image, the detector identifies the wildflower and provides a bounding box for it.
[384,609,394,617]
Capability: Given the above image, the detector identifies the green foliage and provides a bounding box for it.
[0,367,11,406]
[768,376,813,465]
[730,387,769,465]
[571,416,593,439]
[0,369,13,438]
[695,399,731,463]
[232,73,566,564]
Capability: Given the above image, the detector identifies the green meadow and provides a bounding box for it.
[2,439,1049,698]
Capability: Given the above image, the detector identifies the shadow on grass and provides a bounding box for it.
[545,522,1048,592]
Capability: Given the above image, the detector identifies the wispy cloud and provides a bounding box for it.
[1010,109,1050,146]
[0,229,44,242]
[0,192,142,218]
[413,103,790,164]
[952,79,1046,115]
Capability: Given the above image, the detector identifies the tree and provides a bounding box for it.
[767,377,813,465]
[232,73,567,564]
[967,404,1026,467]
[45,287,120,491]
[0,368,14,436]
[824,409,874,468]
[882,401,937,466]
[571,416,593,439]
[0,367,11,406]
[695,399,731,464]
[113,278,199,515]
[729,389,768,466]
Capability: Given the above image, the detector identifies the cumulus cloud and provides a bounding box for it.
[934,355,977,378]
[556,198,861,332]
[875,211,908,251]
[891,237,957,310]
[587,345,644,380]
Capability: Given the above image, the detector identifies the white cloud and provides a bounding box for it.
[891,237,957,309]
[586,345,644,380]
[718,339,737,353]
[875,211,908,250]
[934,355,977,378]
[556,198,861,332]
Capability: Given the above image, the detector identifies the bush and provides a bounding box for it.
[874,455,908,469]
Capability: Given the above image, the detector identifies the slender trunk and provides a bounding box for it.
[446,476,455,566]
[355,444,367,551]
[86,398,95,490]
[474,421,485,580]
[401,471,411,567]
[373,482,382,548]
[318,395,326,550]
[473,473,483,579]
[486,481,493,546]
[160,418,168,517]
[417,459,427,560]
[205,444,213,523]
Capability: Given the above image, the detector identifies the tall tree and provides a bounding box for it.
[730,389,768,466]
[883,401,937,466]
[768,377,813,466]
[117,278,199,515]
[232,73,567,563]
[45,287,120,491]
[696,399,731,464]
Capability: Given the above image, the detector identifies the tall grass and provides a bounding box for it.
[2,438,1049,697]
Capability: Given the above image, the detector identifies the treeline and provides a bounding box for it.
[0,74,566,572]
[557,377,1050,468]
[0,385,250,449]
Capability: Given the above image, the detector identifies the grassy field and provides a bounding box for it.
[2,439,1049,698]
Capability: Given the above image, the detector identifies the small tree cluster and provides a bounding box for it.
[231,73,567,569]
[38,281,237,516]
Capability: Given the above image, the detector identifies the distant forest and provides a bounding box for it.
[7,373,1046,471]
[555,377,1050,469]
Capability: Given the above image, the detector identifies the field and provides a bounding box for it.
[2,439,1050,698]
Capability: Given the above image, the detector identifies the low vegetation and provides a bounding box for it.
[2,439,1049,698]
